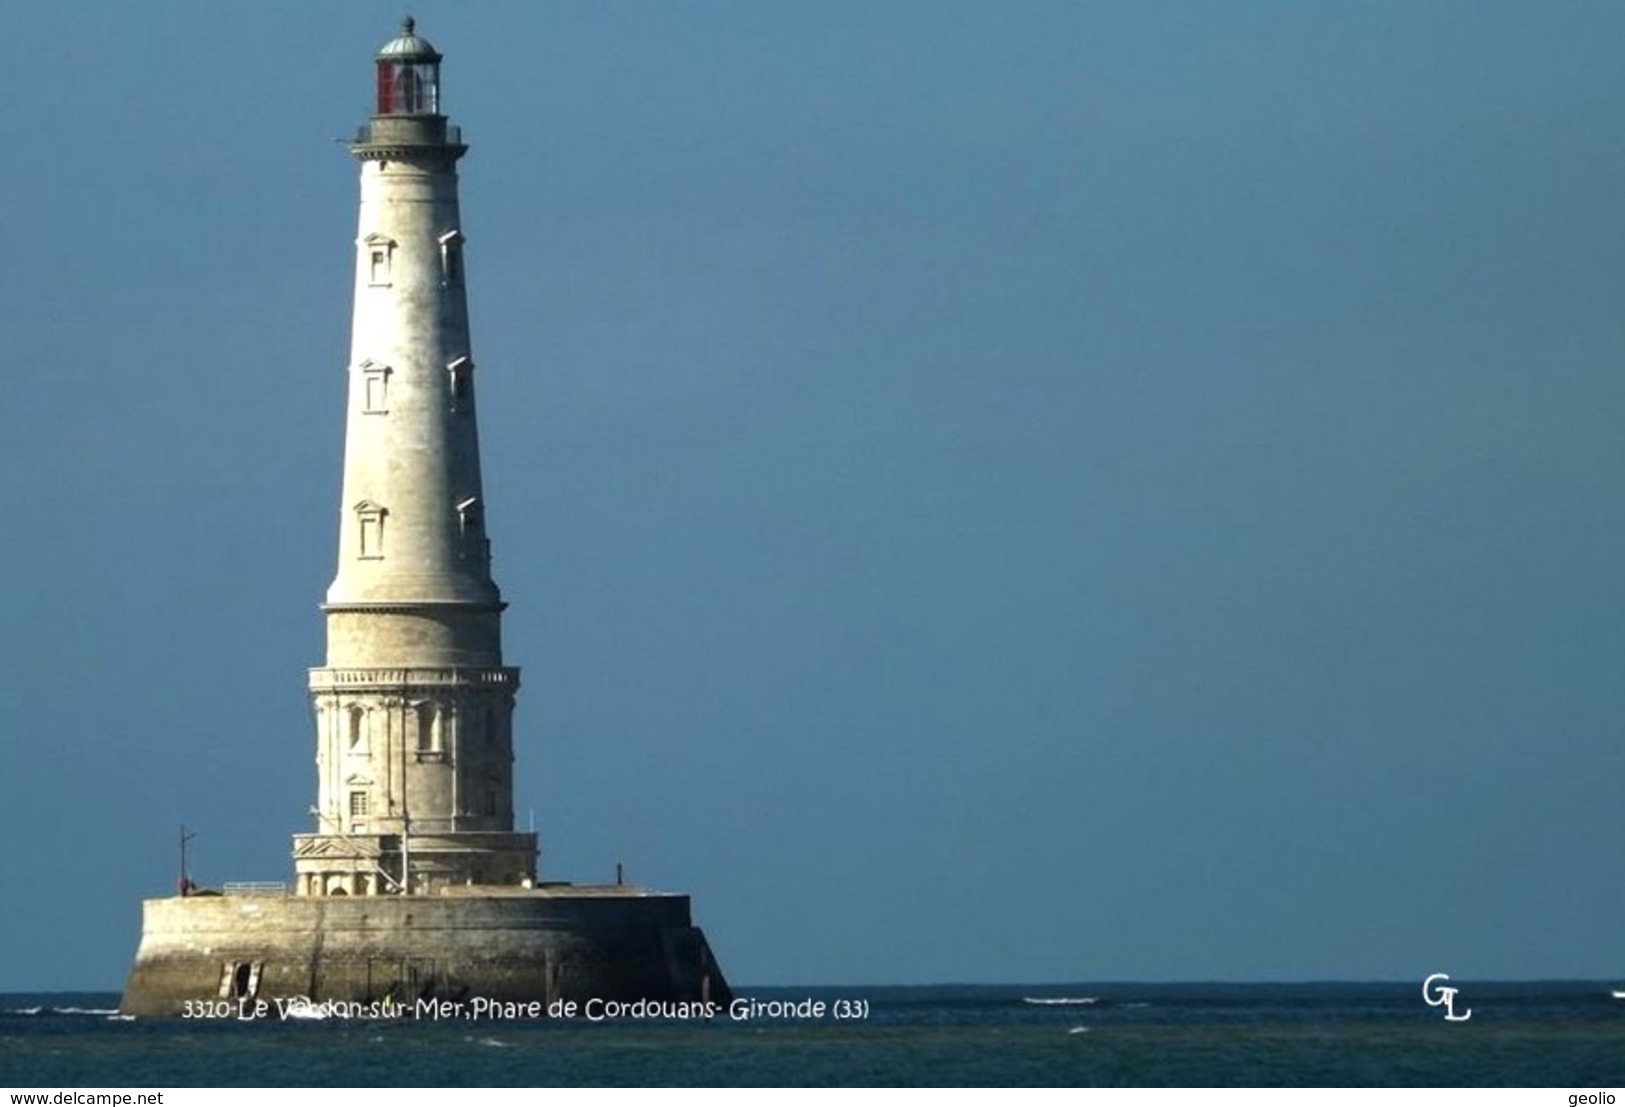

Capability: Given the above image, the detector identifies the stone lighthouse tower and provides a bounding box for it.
[293,18,535,898]
[120,22,729,1014]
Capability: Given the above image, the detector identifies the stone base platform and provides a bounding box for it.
[120,886,730,1017]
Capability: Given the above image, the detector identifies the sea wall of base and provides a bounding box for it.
[120,888,729,1017]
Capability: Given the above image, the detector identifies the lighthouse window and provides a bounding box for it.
[361,361,391,414]
[364,235,395,287]
[448,357,474,412]
[457,498,489,561]
[356,502,387,559]
[350,791,370,818]
[413,702,442,753]
[439,230,465,287]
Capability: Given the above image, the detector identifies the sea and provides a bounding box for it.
[2,982,1622,1087]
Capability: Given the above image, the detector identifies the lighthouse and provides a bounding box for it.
[295,18,535,898]
[121,22,729,1014]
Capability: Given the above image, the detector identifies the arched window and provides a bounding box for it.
[413,702,442,753]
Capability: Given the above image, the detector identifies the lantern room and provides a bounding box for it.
[375,17,442,116]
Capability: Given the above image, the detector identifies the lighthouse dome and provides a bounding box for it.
[377,17,441,62]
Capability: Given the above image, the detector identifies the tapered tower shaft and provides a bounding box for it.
[294,20,536,897]
[121,23,731,1016]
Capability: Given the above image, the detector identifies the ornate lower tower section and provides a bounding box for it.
[121,23,730,1015]
[293,20,535,897]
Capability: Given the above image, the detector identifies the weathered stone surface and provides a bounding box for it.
[122,889,729,1017]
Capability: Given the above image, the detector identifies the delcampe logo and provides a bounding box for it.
[1422,973,1472,1022]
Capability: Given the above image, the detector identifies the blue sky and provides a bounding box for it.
[3,1,1624,989]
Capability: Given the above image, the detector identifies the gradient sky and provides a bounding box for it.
[3,2,1623,990]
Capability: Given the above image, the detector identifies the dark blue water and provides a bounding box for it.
[3,983,1622,1086]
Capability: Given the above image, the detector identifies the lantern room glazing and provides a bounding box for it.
[375,17,442,116]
